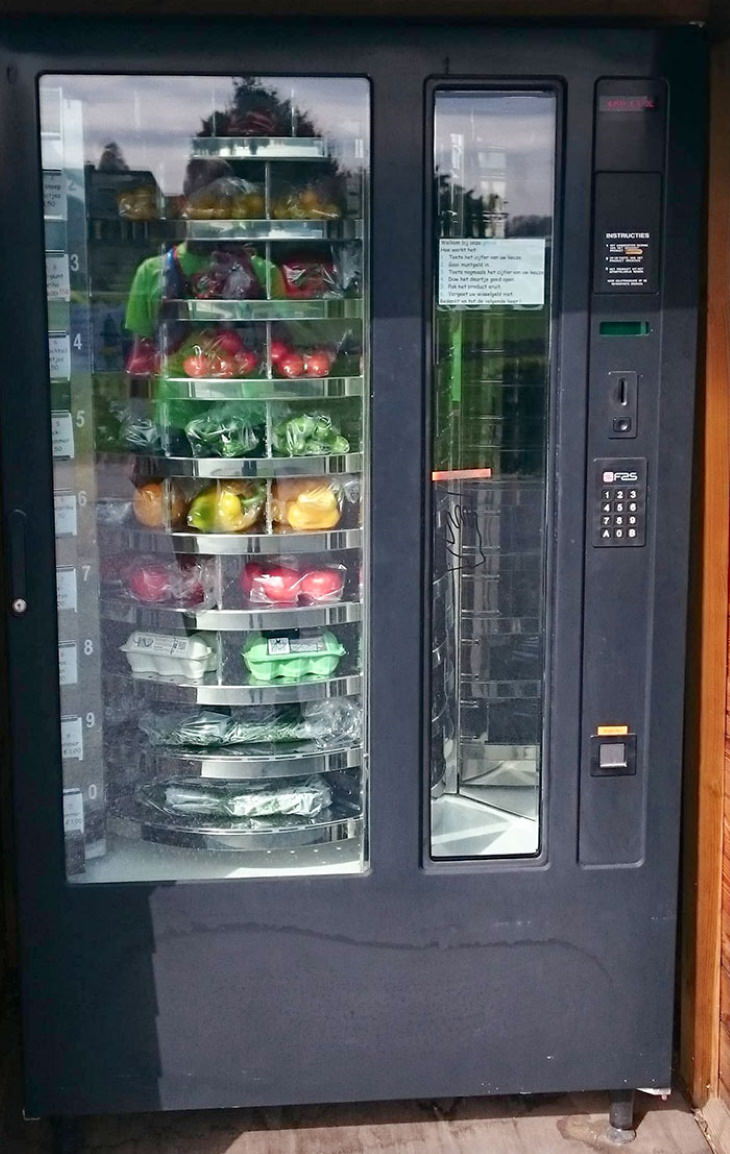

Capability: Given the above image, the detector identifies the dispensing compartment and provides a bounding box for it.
[40,72,370,881]
[427,85,556,861]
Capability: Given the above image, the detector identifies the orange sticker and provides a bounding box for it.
[596,725,630,736]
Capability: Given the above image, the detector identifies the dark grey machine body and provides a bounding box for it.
[0,19,706,1117]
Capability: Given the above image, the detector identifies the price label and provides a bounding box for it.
[58,641,79,687]
[48,333,71,381]
[60,716,84,761]
[46,254,70,302]
[63,788,85,835]
[53,491,78,537]
[51,411,74,460]
[56,566,78,613]
[43,171,65,219]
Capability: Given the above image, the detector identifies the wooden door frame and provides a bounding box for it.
[680,36,730,1109]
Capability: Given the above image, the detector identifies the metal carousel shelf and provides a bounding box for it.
[109,797,364,852]
[163,298,363,323]
[108,671,363,706]
[140,743,364,781]
[147,376,365,402]
[98,524,363,557]
[189,136,330,161]
[101,598,363,631]
[110,452,362,480]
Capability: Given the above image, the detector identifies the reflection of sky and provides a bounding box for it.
[40,75,369,193]
[435,92,556,219]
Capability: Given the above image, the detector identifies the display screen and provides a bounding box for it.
[39,74,370,882]
[429,88,556,859]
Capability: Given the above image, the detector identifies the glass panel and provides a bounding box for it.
[40,75,370,882]
[429,89,556,859]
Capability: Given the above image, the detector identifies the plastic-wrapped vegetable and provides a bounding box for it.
[139,776,332,820]
[187,479,265,533]
[271,411,349,457]
[124,555,215,606]
[271,476,343,531]
[279,253,340,299]
[138,698,362,748]
[189,249,264,301]
[182,176,265,221]
[185,405,263,459]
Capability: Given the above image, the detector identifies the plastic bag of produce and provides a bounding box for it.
[187,479,266,533]
[240,560,346,606]
[279,252,341,299]
[185,405,263,459]
[190,248,264,301]
[270,411,349,457]
[138,775,332,821]
[138,698,362,749]
[183,176,265,221]
[123,555,216,607]
[271,180,341,221]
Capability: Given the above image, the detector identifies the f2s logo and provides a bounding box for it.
[602,469,638,484]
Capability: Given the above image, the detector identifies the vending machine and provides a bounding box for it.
[0,18,706,1129]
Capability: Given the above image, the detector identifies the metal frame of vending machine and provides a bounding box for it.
[0,17,706,1132]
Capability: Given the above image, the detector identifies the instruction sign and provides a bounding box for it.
[438,238,546,307]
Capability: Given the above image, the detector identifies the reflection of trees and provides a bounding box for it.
[436,170,551,240]
[199,76,316,139]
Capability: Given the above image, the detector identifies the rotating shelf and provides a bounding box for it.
[90,219,363,244]
[99,525,363,556]
[110,797,363,852]
[118,452,363,479]
[164,298,363,323]
[143,744,363,781]
[101,598,363,631]
[148,376,365,402]
[189,136,329,161]
[108,671,363,706]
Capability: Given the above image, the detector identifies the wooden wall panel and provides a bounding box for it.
[680,38,730,1109]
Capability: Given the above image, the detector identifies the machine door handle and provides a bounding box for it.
[7,508,28,615]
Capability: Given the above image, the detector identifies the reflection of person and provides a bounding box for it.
[124,159,283,344]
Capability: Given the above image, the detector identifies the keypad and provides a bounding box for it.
[593,458,647,547]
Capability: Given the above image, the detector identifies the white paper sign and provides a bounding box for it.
[61,716,84,761]
[43,171,66,219]
[48,333,71,381]
[56,566,78,613]
[46,254,70,302]
[63,789,85,834]
[58,641,79,687]
[51,411,74,460]
[54,492,78,537]
[439,238,546,307]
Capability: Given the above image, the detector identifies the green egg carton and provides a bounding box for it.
[242,631,346,683]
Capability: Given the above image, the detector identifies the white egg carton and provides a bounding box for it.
[121,631,218,680]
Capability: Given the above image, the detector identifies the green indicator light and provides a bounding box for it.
[599,321,652,337]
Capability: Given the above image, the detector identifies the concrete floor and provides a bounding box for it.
[1,995,713,1154]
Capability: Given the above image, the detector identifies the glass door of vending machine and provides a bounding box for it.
[0,21,706,1122]
[40,75,370,882]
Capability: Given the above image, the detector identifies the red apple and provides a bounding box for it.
[277,352,305,379]
[303,350,331,378]
[298,568,345,603]
[127,563,172,603]
[240,562,266,596]
[183,350,212,378]
[253,565,301,604]
[269,339,290,365]
[216,329,245,355]
[235,348,260,376]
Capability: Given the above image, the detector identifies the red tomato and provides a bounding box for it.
[212,356,237,379]
[277,352,305,379]
[269,339,290,365]
[127,564,171,603]
[254,565,301,603]
[216,329,245,355]
[298,568,345,603]
[235,348,260,376]
[183,352,212,378]
[239,562,266,596]
[304,351,331,378]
